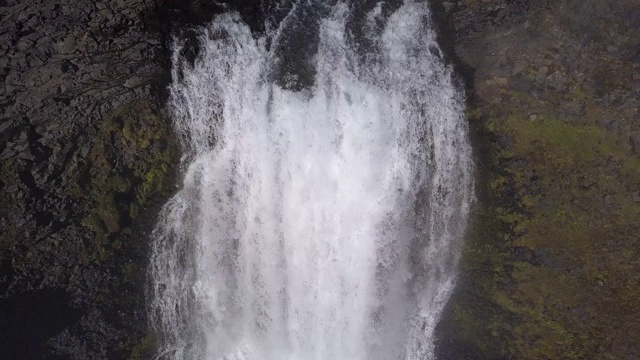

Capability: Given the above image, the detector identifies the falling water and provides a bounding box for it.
[149,1,473,359]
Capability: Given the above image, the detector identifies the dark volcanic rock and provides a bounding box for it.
[0,1,178,359]
[0,1,288,358]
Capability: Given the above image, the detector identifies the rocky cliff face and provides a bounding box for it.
[0,1,177,358]
[0,1,284,358]
[2,0,638,359]
[431,0,640,359]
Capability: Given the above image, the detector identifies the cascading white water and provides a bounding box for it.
[150,1,473,360]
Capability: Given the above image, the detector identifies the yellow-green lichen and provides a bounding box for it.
[449,112,640,359]
[80,100,178,265]
[0,158,16,180]
[129,334,157,360]
[75,100,178,358]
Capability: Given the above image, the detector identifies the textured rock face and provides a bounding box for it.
[0,1,176,359]
[0,0,282,358]
[0,1,286,358]
[432,0,640,359]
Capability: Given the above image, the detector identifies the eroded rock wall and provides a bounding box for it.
[0,0,288,358]
[432,0,640,359]
[0,1,176,358]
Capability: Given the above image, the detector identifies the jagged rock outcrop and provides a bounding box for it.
[0,1,176,358]
[0,1,290,358]
[432,0,640,359]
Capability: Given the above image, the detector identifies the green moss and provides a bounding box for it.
[75,98,177,301]
[449,111,640,359]
[122,122,134,142]
[0,158,16,179]
[129,335,157,360]
[111,176,131,193]
[74,100,178,357]
[568,85,589,102]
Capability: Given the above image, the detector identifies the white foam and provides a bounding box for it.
[150,2,474,359]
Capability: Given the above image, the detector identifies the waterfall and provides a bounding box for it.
[149,1,473,359]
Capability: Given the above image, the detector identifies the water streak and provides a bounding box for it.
[150,2,473,359]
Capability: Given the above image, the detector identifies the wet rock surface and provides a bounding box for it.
[431,0,640,359]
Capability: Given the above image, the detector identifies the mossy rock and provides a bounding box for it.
[129,334,157,360]
[0,158,17,180]
[445,110,640,359]
[81,100,178,250]
[76,100,178,357]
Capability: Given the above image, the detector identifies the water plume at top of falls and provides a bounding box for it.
[150,1,474,359]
